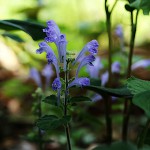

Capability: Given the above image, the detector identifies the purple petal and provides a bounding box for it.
[73,40,99,65]
[132,59,150,70]
[101,71,108,86]
[87,56,103,78]
[91,94,103,102]
[111,61,121,73]
[115,25,123,38]
[52,77,61,91]
[76,55,95,77]
[29,68,42,87]
[68,77,90,88]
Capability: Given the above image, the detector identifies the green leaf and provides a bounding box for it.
[127,76,150,95]
[93,141,137,150]
[2,33,24,42]
[0,20,45,40]
[86,85,132,98]
[36,115,71,131]
[130,0,150,15]
[69,96,92,103]
[133,91,150,117]
[42,95,57,106]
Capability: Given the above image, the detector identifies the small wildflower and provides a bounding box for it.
[52,77,62,91]
[73,40,99,65]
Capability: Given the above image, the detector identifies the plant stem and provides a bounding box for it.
[137,118,150,148]
[104,0,117,143]
[122,10,139,141]
[64,61,72,150]
[38,95,43,150]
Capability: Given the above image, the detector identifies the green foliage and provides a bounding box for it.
[93,141,137,150]
[127,76,150,95]
[42,95,58,106]
[1,79,33,98]
[129,0,150,15]
[86,85,132,98]
[2,33,24,42]
[127,77,150,117]
[36,115,71,131]
[0,20,45,40]
[69,96,92,103]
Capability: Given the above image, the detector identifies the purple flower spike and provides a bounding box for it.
[52,77,61,91]
[68,77,90,88]
[29,68,42,88]
[87,56,103,78]
[73,40,99,65]
[76,55,95,78]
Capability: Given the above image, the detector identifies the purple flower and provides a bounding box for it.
[36,42,60,77]
[76,55,95,77]
[73,40,99,65]
[101,61,121,86]
[52,77,62,91]
[132,59,150,70]
[42,64,54,89]
[43,20,67,69]
[91,94,103,102]
[29,68,42,88]
[68,77,90,88]
[43,20,60,43]
[115,25,123,38]
[87,56,103,78]
[112,61,121,73]
[52,77,62,105]
[101,71,109,86]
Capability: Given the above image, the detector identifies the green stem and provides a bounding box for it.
[137,118,150,148]
[104,0,118,143]
[38,95,43,150]
[122,10,139,141]
[64,61,72,150]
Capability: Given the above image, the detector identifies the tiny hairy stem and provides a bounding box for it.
[64,61,72,150]
[137,118,150,148]
[104,0,118,143]
[38,95,43,150]
[122,10,139,141]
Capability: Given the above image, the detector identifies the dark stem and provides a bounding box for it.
[104,0,116,143]
[38,95,43,150]
[122,10,139,141]
[137,118,150,148]
[64,61,72,150]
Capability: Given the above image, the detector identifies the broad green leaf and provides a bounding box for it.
[127,76,150,95]
[42,95,57,106]
[130,0,150,15]
[36,115,71,131]
[0,20,45,40]
[133,91,150,117]
[2,33,24,42]
[86,85,132,98]
[93,141,137,150]
[69,96,92,103]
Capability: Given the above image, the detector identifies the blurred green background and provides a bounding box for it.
[0,0,150,150]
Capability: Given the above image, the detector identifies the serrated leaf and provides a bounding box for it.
[36,115,71,131]
[69,96,92,103]
[86,85,132,98]
[0,20,45,40]
[93,141,137,150]
[133,91,150,118]
[127,76,150,95]
[42,95,57,106]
